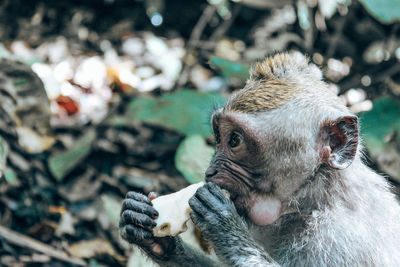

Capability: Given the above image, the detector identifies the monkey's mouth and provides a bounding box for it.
[223,189,239,204]
[209,179,238,202]
[229,192,239,202]
[208,175,282,225]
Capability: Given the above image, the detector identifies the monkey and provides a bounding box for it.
[119,52,400,267]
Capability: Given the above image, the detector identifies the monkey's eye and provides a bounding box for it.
[228,132,243,148]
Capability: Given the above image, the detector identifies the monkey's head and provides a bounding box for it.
[206,53,359,226]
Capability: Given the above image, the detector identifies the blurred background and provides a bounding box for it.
[0,0,399,266]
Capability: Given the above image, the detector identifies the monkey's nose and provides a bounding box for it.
[205,166,218,179]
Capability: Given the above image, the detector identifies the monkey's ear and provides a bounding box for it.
[321,115,359,170]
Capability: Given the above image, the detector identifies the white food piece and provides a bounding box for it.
[152,182,205,237]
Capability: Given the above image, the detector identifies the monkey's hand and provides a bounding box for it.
[189,182,248,243]
[189,182,279,267]
[119,191,176,260]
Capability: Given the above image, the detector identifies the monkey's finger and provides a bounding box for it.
[189,196,210,217]
[120,210,156,230]
[121,198,159,219]
[148,192,158,201]
[206,182,230,203]
[122,224,154,243]
[189,210,206,228]
[194,186,224,213]
[126,191,152,206]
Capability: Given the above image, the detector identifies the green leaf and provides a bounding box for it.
[360,97,400,180]
[13,79,29,87]
[360,0,400,24]
[101,194,122,227]
[361,97,400,153]
[0,136,8,174]
[297,1,311,30]
[4,168,18,185]
[48,129,96,181]
[89,259,105,267]
[109,90,226,137]
[210,56,249,81]
[175,135,214,184]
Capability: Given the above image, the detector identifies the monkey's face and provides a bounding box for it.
[205,53,360,226]
[206,110,264,218]
[206,108,320,226]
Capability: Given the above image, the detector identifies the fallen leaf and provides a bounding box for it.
[107,90,226,137]
[360,0,400,24]
[16,127,56,154]
[210,56,249,82]
[100,194,122,229]
[175,135,214,184]
[48,128,96,181]
[361,97,400,181]
[3,168,19,186]
[58,168,101,202]
[68,238,123,261]
[0,136,9,178]
[55,212,76,237]
[56,95,80,115]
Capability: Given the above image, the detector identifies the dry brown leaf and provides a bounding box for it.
[68,238,124,262]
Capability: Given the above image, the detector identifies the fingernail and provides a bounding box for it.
[151,244,163,255]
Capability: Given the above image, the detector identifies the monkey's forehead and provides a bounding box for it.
[225,80,299,113]
[211,109,261,135]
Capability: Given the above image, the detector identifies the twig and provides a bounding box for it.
[304,6,315,52]
[209,4,241,42]
[326,15,347,59]
[190,40,217,50]
[0,225,86,266]
[188,5,217,47]
[340,63,400,93]
[174,5,217,89]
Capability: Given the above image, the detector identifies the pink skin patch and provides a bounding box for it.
[249,195,282,225]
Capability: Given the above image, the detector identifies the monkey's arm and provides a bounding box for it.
[152,237,219,267]
[119,191,219,267]
[189,183,280,267]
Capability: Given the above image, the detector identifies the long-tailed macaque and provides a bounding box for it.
[119,53,400,266]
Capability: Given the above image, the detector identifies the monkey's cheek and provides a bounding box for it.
[248,196,281,226]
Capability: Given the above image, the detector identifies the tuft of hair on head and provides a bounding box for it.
[249,52,322,83]
[225,52,325,114]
